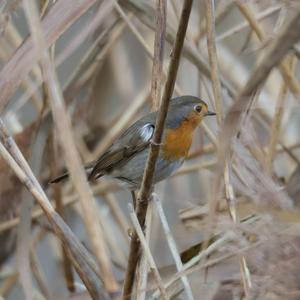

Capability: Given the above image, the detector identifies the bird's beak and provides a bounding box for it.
[206,111,216,116]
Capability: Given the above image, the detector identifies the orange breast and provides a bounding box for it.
[162,113,201,161]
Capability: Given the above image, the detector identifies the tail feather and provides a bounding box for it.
[49,172,70,184]
[49,165,100,184]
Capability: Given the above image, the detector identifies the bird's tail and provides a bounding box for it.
[49,162,96,184]
[49,172,70,184]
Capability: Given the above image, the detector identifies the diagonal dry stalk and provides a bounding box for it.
[122,1,193,298]
[128,203,169,300]
[135,201,153,300]
[151,232,235,299]
[51,133,75,292]
[0,119,104,299]
[154,195,194,300]
[17,127,48,300]
[21,0,120,298]
[30,249,51,299]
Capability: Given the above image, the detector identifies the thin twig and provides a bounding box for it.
[204,0,223,122]
[153,195,194,300]
[151,232,234,299]
[52,133,75,292]
[122,1,193,298]
[17,127,47,300]
[128,203,169,300]
[151,0,166,110]
[103,193,130,243]
[265,53,296,174]
[265,80,288,174]
[30,250,52,299]
[135,201,153,300]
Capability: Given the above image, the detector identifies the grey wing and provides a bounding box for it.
[89,122,154,180]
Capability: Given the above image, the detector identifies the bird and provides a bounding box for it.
[50,95,215,190]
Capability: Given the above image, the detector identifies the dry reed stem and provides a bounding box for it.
[196,0,235,41]
[17,130,47,300]
[128,203,169,300]
[103,193,130,243]
[4,23,43,111]
[204,0,223,122]
[137,4,167,295]
[95,206,127,268]
[170,0,180,21]
[265,80,288,174]
[151,0,166,111]
[135,201,153,300]
[122,1,193,298]
[22,0,120,298]
[154,195,194,300]
[173,159,216,177]
[51,135,75,292]
[17,191,34,300]
[0,273,18,297]
[30,250,52,299]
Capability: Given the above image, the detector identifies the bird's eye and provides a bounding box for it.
[194,104,202,113]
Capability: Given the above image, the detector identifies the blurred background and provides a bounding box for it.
[0,0,300,299]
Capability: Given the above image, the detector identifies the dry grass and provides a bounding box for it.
[0,0,300,299]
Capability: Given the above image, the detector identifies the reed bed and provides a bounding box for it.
[0,1,300,299]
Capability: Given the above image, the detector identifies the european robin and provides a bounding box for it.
[50,95,215,189]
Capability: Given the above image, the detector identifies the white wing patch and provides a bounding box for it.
[138,123,154,143]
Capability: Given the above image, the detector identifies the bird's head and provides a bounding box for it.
[167,95,216,130]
